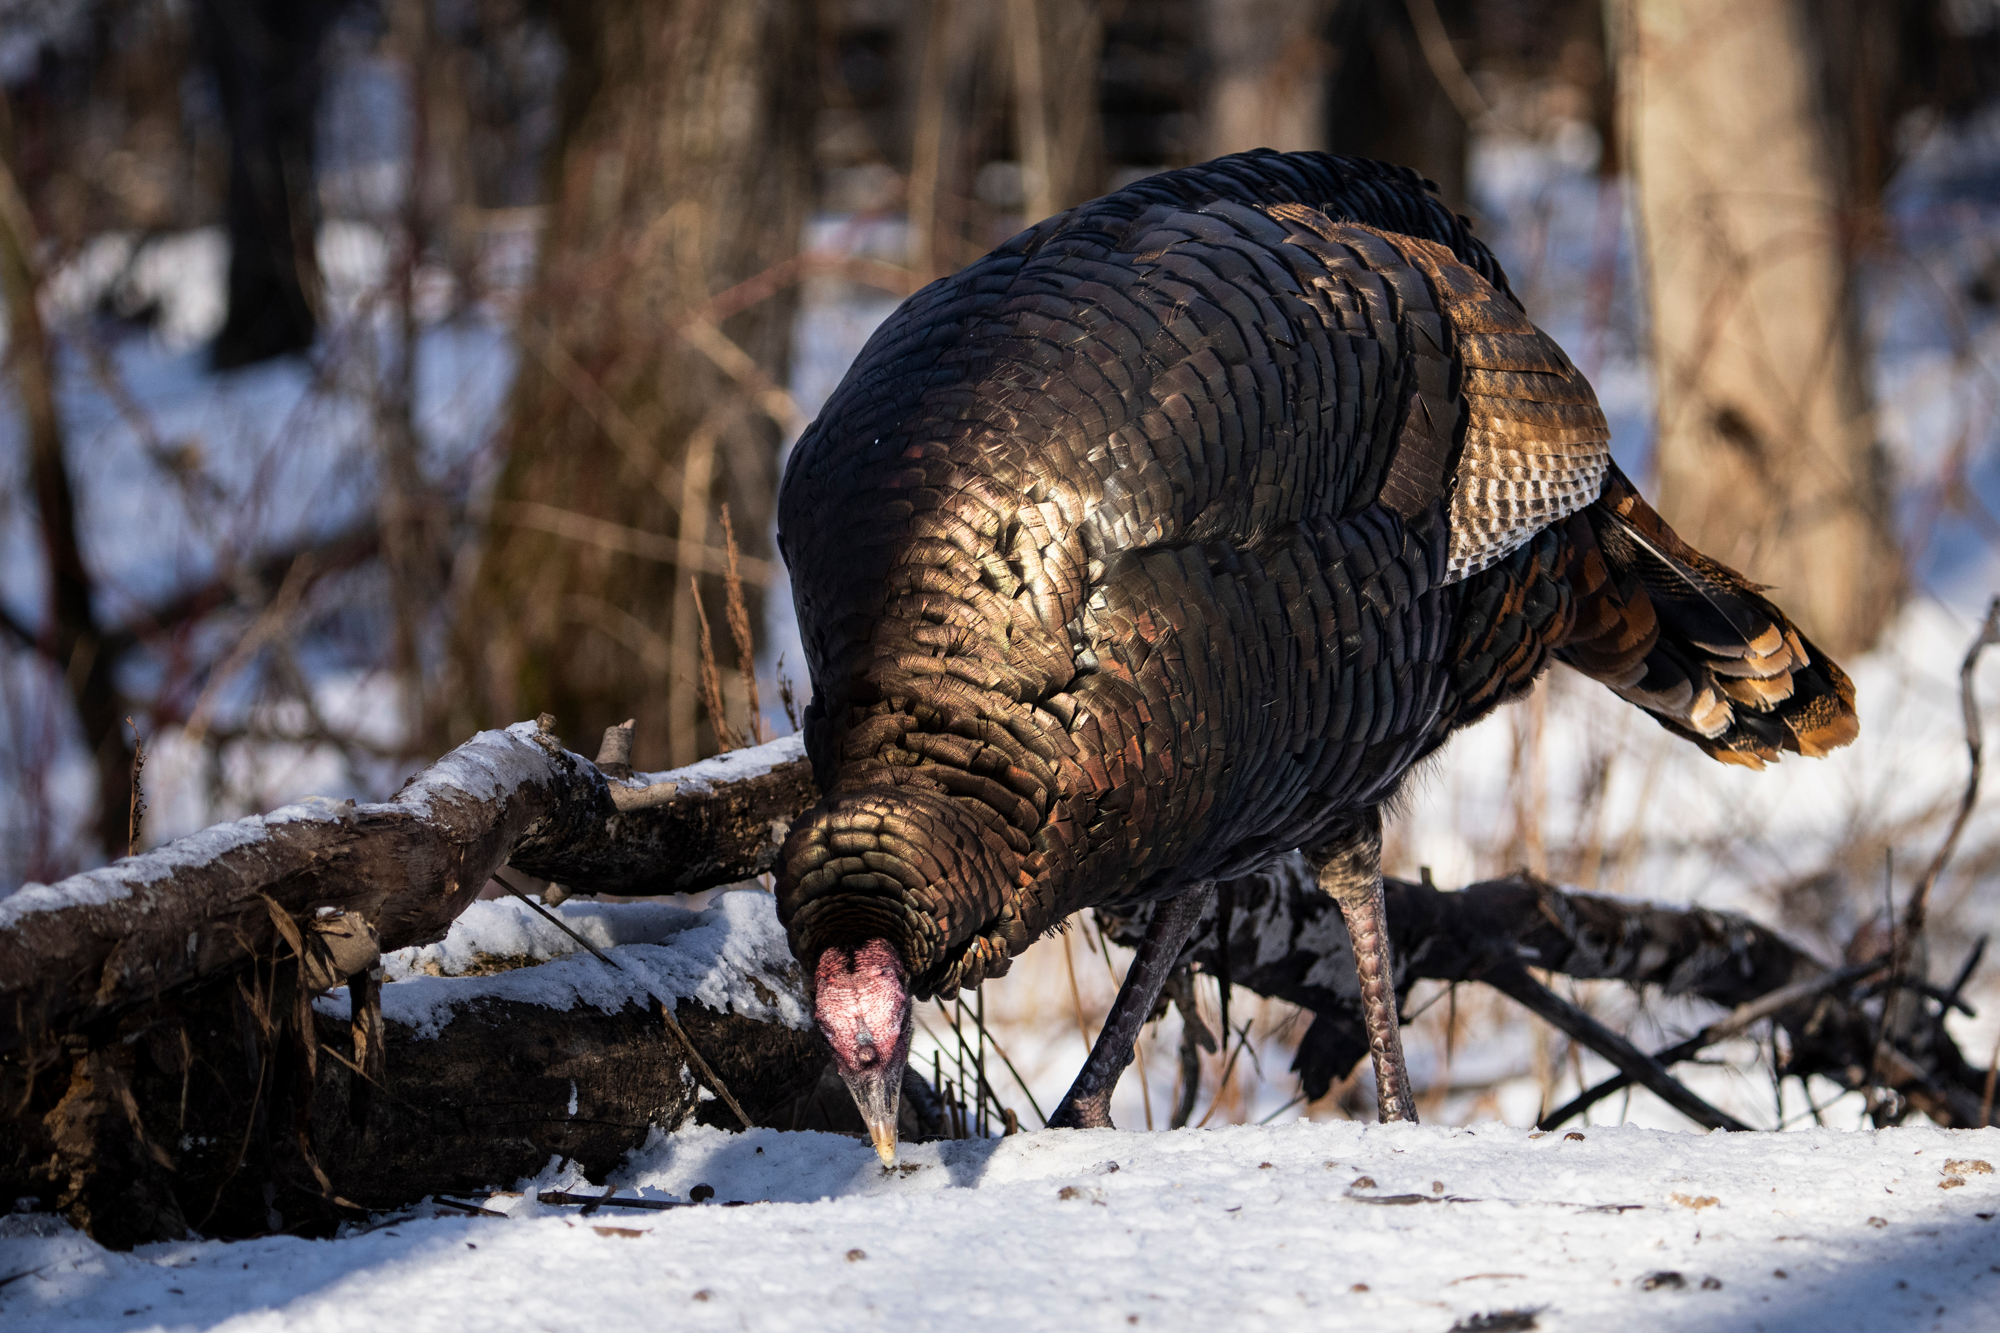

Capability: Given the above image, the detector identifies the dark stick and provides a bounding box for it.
[1537,954,1890,1130]
[954,997,1047,1126]
[433,1196,509,1218]
[537,1191,699,1211]
[491,868,622,971]
[1479,957,1750,1132]
[496,868,754,1131]
[1905,596,2000,938]
[656,999,755,1131]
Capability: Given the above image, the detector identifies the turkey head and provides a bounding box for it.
[813,939,912,1164]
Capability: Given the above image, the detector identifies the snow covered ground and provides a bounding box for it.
[4,1119,1997,1331]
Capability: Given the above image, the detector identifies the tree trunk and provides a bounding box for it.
[198,0,330,369]
[1201,0,1336,159]
[451,0,814,768]
[1616,0,1900,657]
[0,101,131,866]
[1007,0,1108,221]
[1322,0,1474,210]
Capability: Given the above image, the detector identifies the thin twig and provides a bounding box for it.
[433,1196,510,1218]
[495,499,777,582]
[492,868,621,970]
[537,1191,700,1211]
[1061,924,1092,1049]
[1905,596,2000,939]
[691,578,744,751]
[1401,0,1489,124]
[1196,1019,1254,1129]
[657,998,755,1131]
[1482,957,1750,1132]
[1257,1091,1308,1126]
[125,716,146,857]
[494,868,755,1130]
[955,999,1047,1127]
[1538,954,1890,1130]
[718,506,764,744]
[935,1000,1013,1134]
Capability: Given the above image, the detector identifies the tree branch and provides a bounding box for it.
[1474,954,1750,1131]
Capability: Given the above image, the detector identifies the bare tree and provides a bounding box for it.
[1614,0,1901,656]
[450,0,815,767]
[197,0,334,368]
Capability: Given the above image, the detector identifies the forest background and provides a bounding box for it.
[5,0,2000,1133]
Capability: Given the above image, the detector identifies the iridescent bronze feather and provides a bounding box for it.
[775,150,1857,1152]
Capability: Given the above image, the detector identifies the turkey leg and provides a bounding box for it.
[1310,810,1419,1122]
[1048,882,1216,1129]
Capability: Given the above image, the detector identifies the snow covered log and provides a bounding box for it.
[0,719,813,1074]
[0,894,867,1246]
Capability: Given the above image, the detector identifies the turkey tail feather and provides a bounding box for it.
[1556,463,1858,768]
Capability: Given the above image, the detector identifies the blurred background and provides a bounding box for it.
[4,0,2000,1134]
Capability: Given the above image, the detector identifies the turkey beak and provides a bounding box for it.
[840,1056,905,1166]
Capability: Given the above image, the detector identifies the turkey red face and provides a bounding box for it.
[814,939,912,1165]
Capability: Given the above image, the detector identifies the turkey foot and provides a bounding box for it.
[1310,810,1419,1123]
[1048,882,1217,1129]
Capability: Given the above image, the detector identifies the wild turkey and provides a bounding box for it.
[778,150,1857,1161]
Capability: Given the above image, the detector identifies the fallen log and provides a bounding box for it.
[0,892,920,1246]
[6,716,1994,1253]
[0,721,814,1089]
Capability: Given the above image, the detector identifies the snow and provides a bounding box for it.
[4,1119,1996,1331]
[389,723,558,820]
[310,888,808,1038]
[0,723,563,931]
[0,809,332,933]
[625,732,806,797]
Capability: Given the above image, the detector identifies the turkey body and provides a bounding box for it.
[777,151,1856,1071]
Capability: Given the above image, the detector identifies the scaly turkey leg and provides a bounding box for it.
[1048,882,1216,1129]
[1311,810,1418,1122]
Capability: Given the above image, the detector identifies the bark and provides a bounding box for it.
[1615,0,1901,656]
[198,0,332,368]
[0,103,133,864]
[451,0,815,768]
[0,944,839,1243]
